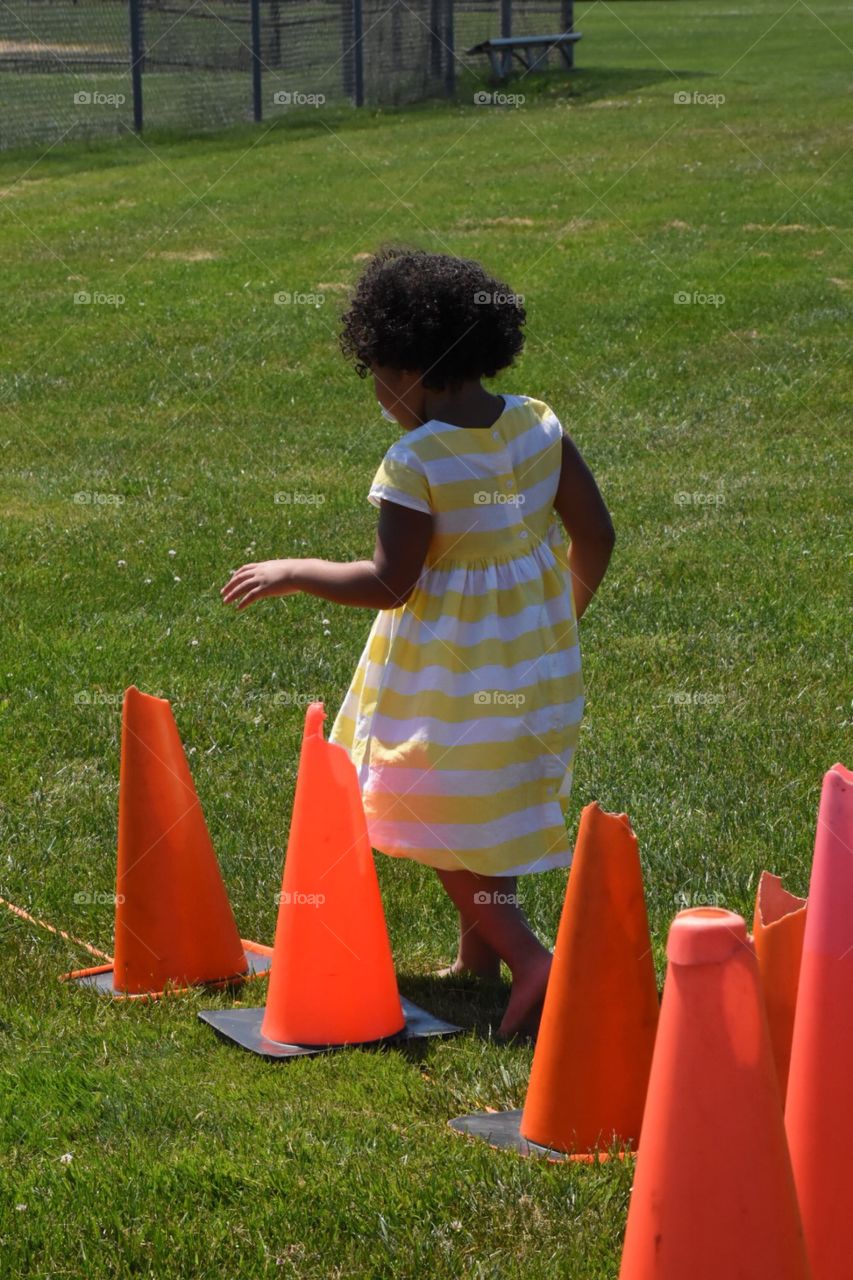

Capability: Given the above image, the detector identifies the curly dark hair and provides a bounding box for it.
[339,246,526,390]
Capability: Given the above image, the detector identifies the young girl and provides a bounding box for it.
[221,247,615,1038]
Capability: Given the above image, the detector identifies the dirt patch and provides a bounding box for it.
[0,178,51,198]
[0,40,121,54]
[155,249,218,262]
[743,223,831,234]
[457,216,536,228]
[664,219,691,231]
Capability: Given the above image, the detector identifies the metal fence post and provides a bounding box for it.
[352,0,364,106]
[250,0,262,121]
[561,0,575,67]
[444,0,454,97]
[128,0,143,132]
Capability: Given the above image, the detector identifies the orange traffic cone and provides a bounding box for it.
[618,908,810,1280]
[450,803,659,1160]
[65,686,271,997]
[753,870,807,1100]
[785,762,853,1280]
[199,702,460,1057]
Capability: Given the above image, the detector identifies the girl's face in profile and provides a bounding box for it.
[371,364,424,432]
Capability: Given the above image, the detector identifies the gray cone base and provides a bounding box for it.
[448,1110,632,1162]
[198,996,461,1058]
[449,1110,575,1160]
[69,946,273,997]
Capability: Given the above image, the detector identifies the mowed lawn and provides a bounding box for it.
[0,2,850,1276]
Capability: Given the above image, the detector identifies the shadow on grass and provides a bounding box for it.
[399,970,511,1044]
[454,62,710,106]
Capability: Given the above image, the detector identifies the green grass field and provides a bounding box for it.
[1,1,850,1275]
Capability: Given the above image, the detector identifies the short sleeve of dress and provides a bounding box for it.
[368,440,432,515]
[541,402,567,441]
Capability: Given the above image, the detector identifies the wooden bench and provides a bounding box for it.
[465,32,582,79]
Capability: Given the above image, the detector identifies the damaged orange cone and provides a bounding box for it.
[450,803,659,1159]
[199,702,460,1058]
[753,870,807,1100]
[786,763,853,1280]
[618,908,810,1280]
[65,686,271,998]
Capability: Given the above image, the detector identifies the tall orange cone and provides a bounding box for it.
[65,686,271,997]
[785,762,853,1280]
[262,701,404,1045]
[450,803,659,1159]
[618,908,810,1280]
[752,870,807,1100]
[520,803,659,1154]
[198,703,460,1057]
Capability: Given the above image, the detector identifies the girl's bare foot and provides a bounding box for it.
[498,950,552,1039]
[433,959,503,982]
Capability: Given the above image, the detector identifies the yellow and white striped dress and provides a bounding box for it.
[328,394,584,877]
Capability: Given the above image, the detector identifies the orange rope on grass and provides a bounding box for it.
[0,895,113,963]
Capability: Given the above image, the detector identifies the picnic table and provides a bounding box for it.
[465,32,582,79]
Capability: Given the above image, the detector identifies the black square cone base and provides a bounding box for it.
[449,1110,627,1163]
[64,942,273,1000]
[198,996,461,1059]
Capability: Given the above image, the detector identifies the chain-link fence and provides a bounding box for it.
[0,0,573,150]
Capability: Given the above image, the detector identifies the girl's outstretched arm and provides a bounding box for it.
[553,433,616,620]
[220,499,433,612]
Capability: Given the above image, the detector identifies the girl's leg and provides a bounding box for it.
[435,886,502,980]
[436,869,552,1037]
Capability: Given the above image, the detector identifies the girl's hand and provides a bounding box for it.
[220,559,301,610]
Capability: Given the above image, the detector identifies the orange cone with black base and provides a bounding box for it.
[65,686,270,997]
[520,803,659,1155]
[753,870,807,1100]
[618,908,810,1280]
[449,803,658,1159]
[517,808,655,1162]
[262,701,404,1045]
[786,763,853,1280]
[198,703,460,1057]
